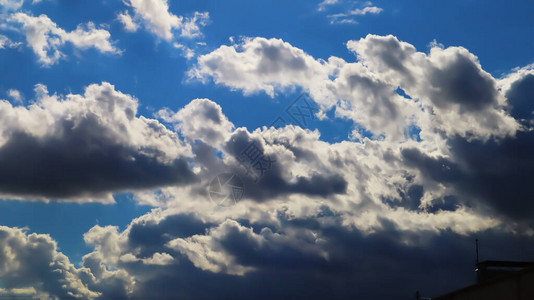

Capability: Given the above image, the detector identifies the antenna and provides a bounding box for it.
[475,239,479,265]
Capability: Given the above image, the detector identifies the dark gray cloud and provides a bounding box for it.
[428,53,498,111]
[223,129,347,201]
[87,212,534,300]
[400,70,534,222]
[0,129,195,199]
[506,73,534,120]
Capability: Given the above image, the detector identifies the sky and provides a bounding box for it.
[0,0,534,298]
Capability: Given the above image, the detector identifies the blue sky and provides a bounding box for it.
[1,0,534,298]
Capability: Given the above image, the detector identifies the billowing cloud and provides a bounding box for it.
[158,98,234,148]
[0,26,533,298]
[0,82,195,202]
[123,0,209,41]
[347,34,518,140]
[39,204,529,299]
[186,35,534,228]
[402,67,534,223]
[0,225,135,299]
[0,226,100,299]
[190,35,518,141]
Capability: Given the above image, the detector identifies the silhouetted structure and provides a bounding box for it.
[432,260,534,300]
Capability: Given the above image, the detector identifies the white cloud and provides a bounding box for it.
[0,226,102,299]
[320,1,383,24]
[347,34,518,140]
[118,11,138,32]
[317,0,339,11]
[189,37,333,99]
[157,98,234,148]
[0,34,21,49]
[124,0,209,41]
[9,13,120,66]
[173,42,195,59]
[126,0,181,40]
[6,88,23,103]
[180,11,209,38]
[0,0,23,11]
[350,6,382,15]
[190,35,518,141]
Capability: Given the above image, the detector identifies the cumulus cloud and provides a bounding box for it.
[0,226,100,298]
[0,82,195,202]
[0,225,136,298]
[0,29,533,298]
[185,34,534,228]
[123,0,209,41]
[49,204,530,298]
[189,37,334,99]
[9,12,120,66]
[190,35,518,141]
[0,65,531,297]
[347,34,518,140]
[157,98,234,148]
[401,67,534,223]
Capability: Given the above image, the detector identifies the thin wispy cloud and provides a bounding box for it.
[318,0,383,24]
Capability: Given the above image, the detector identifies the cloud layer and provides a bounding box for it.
[1,31,534,298]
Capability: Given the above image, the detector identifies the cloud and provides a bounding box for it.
[184,35,534,233]
[180,11,210,38]
[6,89,23,103]
[117,11,138,32]
[0,28,533,297]
[317,0,339,11]
[0,82,196,202]
[328,6,383,24]
[9,12,120,66]
[190,35,518,141]
[401,68,534,223]
[189,37,332,98]
[123,0,209,41]
[351,6,383,15]
[58,205,531,298]
[0,0,23,12]
[0,205,526,299]
[0,34,21,49]
[319,1,383,24]
[156,99,349,202]
[347,34,518,140]
[0,225,136,298]
[157,98,234,148]
[0,226,101,298]
[0,61,531,297]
